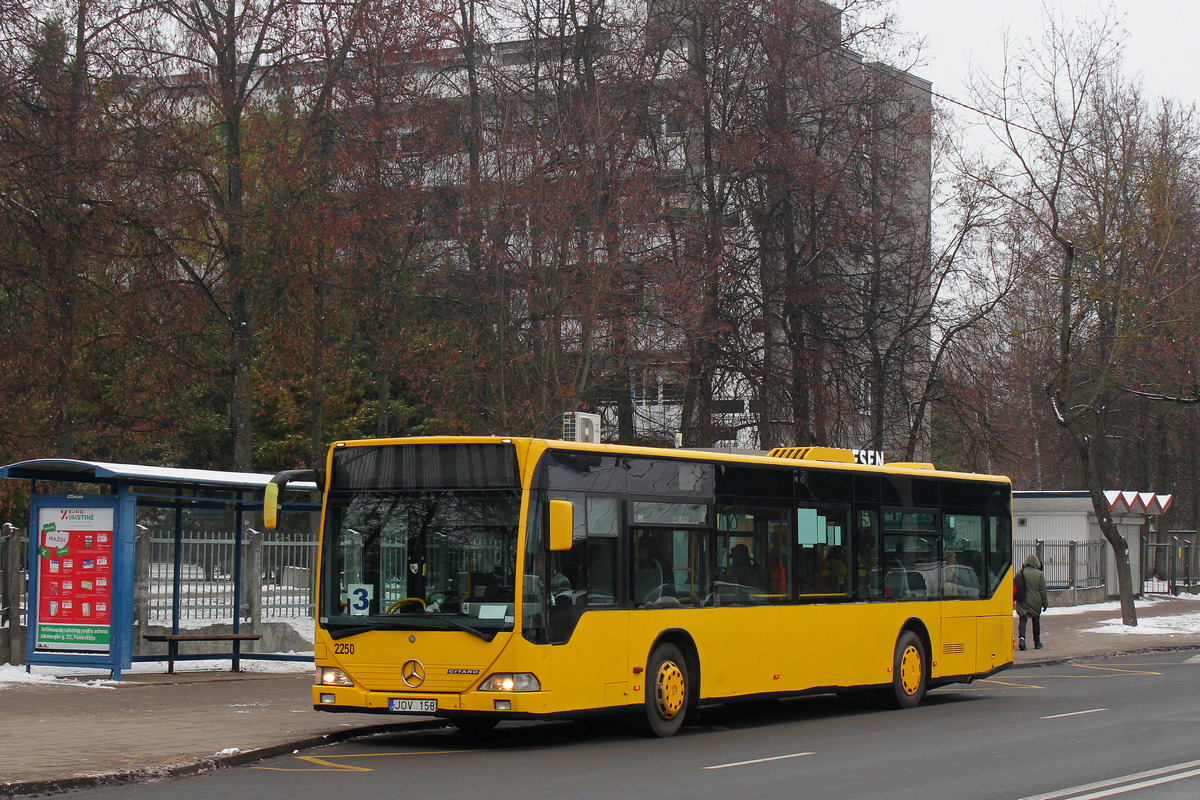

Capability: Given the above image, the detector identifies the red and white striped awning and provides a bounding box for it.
[1104,490,1174,515]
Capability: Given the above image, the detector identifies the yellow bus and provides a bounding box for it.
[265,436,1013,736]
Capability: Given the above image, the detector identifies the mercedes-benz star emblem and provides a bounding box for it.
[401,659,426,688]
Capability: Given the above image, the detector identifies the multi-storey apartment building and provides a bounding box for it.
[411,0,933,459]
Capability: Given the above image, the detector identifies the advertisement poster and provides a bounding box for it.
[34,505,115,652]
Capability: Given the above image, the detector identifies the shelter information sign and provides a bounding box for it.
[34,505,115,652]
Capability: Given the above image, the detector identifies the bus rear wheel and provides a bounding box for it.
[639,643,689,737]
[889,630,927,709]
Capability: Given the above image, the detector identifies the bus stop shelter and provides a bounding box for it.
[0,459,318,678]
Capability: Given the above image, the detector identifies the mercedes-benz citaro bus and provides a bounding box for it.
[264,436,1013,737]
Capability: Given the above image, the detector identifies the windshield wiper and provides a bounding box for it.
[325,617,504,642]
[421,615,502,641]
[326,623,378,640]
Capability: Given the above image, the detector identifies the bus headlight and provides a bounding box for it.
[318,667,354,687]
[479,673,541,692]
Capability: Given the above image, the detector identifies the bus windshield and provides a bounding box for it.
[322,489,520,639]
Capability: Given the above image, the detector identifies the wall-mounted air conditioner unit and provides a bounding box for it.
[562,412,601,443]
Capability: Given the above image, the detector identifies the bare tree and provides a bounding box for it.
[963,11,1200,625]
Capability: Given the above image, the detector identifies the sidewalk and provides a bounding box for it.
[3,595,1199,797]
[1013,594,1200,665]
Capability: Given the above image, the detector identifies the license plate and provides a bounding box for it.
[389,698,437,713]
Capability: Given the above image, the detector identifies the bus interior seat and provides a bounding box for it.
[634,565,663,605]
[944,564,981,597]
[957,550,985,580]
[456,571,499,601]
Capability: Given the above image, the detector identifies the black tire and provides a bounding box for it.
[639,643,690,737]
[453,717,500,737]
[889,630,927,709]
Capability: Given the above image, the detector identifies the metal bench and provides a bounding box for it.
[142,633,263,674]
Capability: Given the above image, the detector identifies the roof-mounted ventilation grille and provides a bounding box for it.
[767,446,855,464]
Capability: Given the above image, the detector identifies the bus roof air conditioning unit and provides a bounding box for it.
[563,412,601,443]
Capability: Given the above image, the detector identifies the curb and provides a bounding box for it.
[0,719,447,799]
[1012,642,1200,670]
[6,644,1200,798]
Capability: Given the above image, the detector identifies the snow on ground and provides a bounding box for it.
[0,656,312,688]
[1041,596,1181,616]
[1023,593,1200,636]
[0,613,315,689]
[284,616,315,643]
[1083,612,1200,636]
[5,596,1198,688]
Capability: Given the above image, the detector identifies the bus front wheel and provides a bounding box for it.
[640,643,690,737]
[889,630,927,709]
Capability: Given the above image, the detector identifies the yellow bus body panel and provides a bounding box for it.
[314,579,1014,714]
[308,436,1014,717]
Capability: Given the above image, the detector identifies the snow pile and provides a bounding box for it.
[0,664,115,688]
[1083,611,1200,636]
[1038,593,1200,635]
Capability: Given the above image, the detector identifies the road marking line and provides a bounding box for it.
[1049,766,1200,800]
[256,755,374,772]
[254,747,541,772]
[1019,758,1200,800]
[702,752,814,770]
[979,679,1044,689]
[1040,708,1107,719]
[1077,665,1162,676]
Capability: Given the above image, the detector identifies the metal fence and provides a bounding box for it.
[1143,536,1200,595]
[1,519,317,643]
[1015,539,1106,591]
[144,524,316,624]
[1,524,29,628]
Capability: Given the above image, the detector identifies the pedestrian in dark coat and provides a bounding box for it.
[1016,554,1048,650]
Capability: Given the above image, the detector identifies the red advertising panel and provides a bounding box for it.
[35,506,115,652]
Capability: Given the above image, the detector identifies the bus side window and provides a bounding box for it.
[854,508,881,599]
[881,515,940,601]
[584,496,619,606]
[716,504,790,604]
[631,528,710,608]
[632,529,676,606]
[547,494,589,609]
[548,495,619,612]
[795,505,850,599]
[586,538,617,606]
[985,489,1012,597]
[944,514,983,598]
[549,547,585,605]
[546,507,588,645]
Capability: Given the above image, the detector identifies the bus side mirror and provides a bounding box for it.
[264,482,280,530]
[264,469,324,530]
[549,499,574,552]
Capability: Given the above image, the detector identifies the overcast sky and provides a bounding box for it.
[888,0,1199,109]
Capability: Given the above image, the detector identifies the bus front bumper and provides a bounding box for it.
[311,684,551,717]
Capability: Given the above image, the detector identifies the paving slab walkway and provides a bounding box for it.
[4,595,1199,797]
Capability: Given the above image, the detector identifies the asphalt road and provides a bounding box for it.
[63,652,1200,800]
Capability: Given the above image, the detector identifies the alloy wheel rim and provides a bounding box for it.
[655,661,686,718]
[900,645,922,695]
